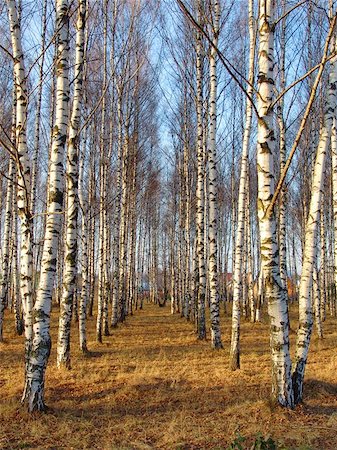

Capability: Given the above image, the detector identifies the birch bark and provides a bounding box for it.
[78,152,89,353]
[0,155,14,341]
[278,0,287,291]
[87,155,96,317]
[208,0,222,349]
[23,0,70,411]
[196,1,206,339]
[6,0,34,392]
[257,0,293,408]
[292,35,337,403]
[320,208,326,322]
[31,0,47,219]
[96,0,109,342]
[111,95,123,327]
[12,179,23,335]
[230,0,255,368]
[57,0,86,368]
[332,110,337,319]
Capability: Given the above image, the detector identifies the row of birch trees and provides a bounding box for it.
[161,1,336,408]
[0,0,337,411]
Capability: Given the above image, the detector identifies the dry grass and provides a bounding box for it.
[1,303,337,449]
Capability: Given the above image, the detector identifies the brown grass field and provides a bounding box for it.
[1,302,337,449]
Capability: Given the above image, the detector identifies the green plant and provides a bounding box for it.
[226,433,246,450]
[252,433,277,450]
[227,433,277,450]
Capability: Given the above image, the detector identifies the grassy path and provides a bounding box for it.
[1,302,337,449]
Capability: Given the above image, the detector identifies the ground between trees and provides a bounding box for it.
[1,302,337,450]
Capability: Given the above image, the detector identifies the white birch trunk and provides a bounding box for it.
[31,0,47,219]
[278,0,287,291]
[87,156,96,317]
[319,209,326,322]
[257,0,293,408]
[57,0,86,368]
[97,0,109,341]
[230,0,255,368]
[208,0,222,349]
[170,210,177,314]
[78,152,89,353]
[313,266,323,339]
[332,113,337,315]
[103,208,110,334]
[0,156,14,340]
[184,138,191,319]
[246,176,255,324]
[196,2,206,339]
[292,46,337,403]
[6,0,34,392]
[118,130,130,322]
[12,180,23,335]
[97,164,106,341]
[23,0,69,411]
[111,97,123,327]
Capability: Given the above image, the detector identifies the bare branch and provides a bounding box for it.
[176,0,259,118]
[274,0,308,27]
[266,12,337,219]
[0,44,14,60]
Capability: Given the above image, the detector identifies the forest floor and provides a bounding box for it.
[1,302,337,450]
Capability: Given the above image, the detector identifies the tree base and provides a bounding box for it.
[22,380,48,413]
[229,351,240,371]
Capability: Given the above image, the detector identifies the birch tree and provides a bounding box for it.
[96,0,108,343]
[0,150,14,341]
[277,0,287,291]
[207,0,222,349]
[195,0,206,340]
[22,0,70,411]
[256,0,294,408]
[292,12,337,404]
[6,0,34,385]
[57,0,87,368]
[230,0,255,369]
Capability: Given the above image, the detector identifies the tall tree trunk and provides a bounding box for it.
[97,0,109,342]
[31,0,47,219]
[246,173,255,323]
[208,0,222,349]
[313,266,323,339]
[78,150,89,353]
[184,132,191,320]
[292,30,337,403]
[23,0,70,411]
[118,127,130,322]
[57,0,86,368]
[320,207,326,322]
[332,100,337,319]
[257,0,293,408]
[111,95,123,327]
[230,0,255,368]
[87,154,96,317]
[0,155,15,341]
[7,0,34,402]
[12,178,23,335]
[278,0,287,291]
[196,1,206,339]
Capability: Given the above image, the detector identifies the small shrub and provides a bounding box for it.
[252,433,277,450]
[226,433,246,450]
[226,433,277,450]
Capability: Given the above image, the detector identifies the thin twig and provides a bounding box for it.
[176,0,259,117]
[270,51,337,110]
[266,13,337,219]
[0,44,14,60]
[274,0,308,27]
